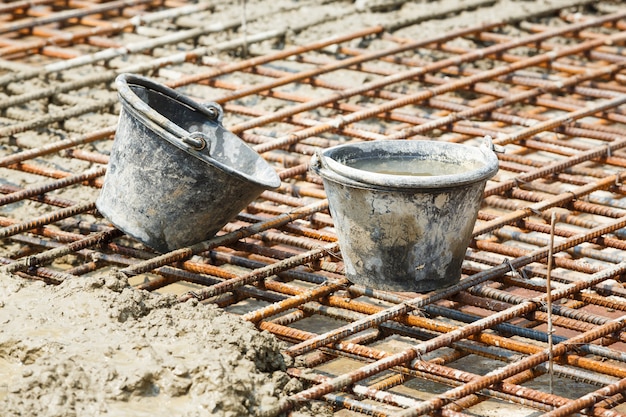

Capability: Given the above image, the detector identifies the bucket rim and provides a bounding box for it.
[313,139,498,189]
[115,73,281,190]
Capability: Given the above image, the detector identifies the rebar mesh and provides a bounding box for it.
[1,1,626,415]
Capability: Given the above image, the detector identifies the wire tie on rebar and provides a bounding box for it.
[321,245,342,259]
[599,395,620,408]
[328,116,345,129]
[185,291,202,301]
[519,266,529,281]
[513,177,528,188]
[408,308,426,318]
[504,258,524,280]
[409,349,423,365]
[565,342,586,355]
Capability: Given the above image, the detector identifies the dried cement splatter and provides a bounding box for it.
[0,271,309,417]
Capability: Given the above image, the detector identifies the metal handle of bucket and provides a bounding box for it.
[310,150,328,173]
[183,131,211,151]
[483,135,505,154]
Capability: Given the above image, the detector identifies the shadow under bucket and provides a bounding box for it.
[96,74,281,252]
[312,140,498,292]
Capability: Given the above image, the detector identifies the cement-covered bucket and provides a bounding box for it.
[312,139,498,292]
[96,74,281,252]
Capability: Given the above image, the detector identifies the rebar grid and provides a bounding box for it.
[1,0,626,415]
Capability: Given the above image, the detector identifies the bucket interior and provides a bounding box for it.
[121,76,280,189]
[319,140,498,189]
[130,85,209,137]
[344,154,481,176]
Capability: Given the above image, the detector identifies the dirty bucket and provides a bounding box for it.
[96,74,281,252]
[312,139,498,292]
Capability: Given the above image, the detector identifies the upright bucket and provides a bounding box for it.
[312,140,498,292]
[96,74,281,252]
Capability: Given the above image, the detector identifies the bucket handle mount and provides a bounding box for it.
[180,102,223,154]
[183,131,210,151]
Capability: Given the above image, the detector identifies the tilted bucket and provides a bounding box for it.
[312,139,498,292]
[96,74,281,252]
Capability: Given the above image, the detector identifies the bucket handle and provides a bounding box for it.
[310,149,327,172]
[183,131,211,151]
[483,135,505,154]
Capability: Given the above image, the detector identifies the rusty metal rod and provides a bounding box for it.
[0,0,156,36]
[476,172,626,236]
[0,202,96,240]
[0,128,114,168]
[229,25,504,135]
[0,98,117,138]
[0,257,78,284]
[0,166,106,207]
[313,295,626,382]
[177,242,339,303]
[280,50,626,147]
[534,378,626,417]
[286,214,626,358]
[262,311,623,417]
[279,250,626,413]
[0,7,312,87]
[0,228,122,274]
[120,200,329,276]
[425,303,626,363]
[0,184,78,209]
[392,315,626,417]
[288,367,481,417]
[242,280,347,322]
[251,11,626,153]
[330,292,626,378]
[0,2,216,58]
[0,0,56,14]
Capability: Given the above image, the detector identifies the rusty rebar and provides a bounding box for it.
[251,11,626,153]
[476,172,626,236]
[0,228,123,274]
[394,316,626,417]
[287,215,626,358]
[177,242,339,303]
[261,306,625,417]
[3,3,626,416]
[276,240,626,414]
[0,166,106,207]
[0,0,156,36]
[120,200,329,276]
[0,202,96,239]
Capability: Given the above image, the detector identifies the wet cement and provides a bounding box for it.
[0,271,304,417]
